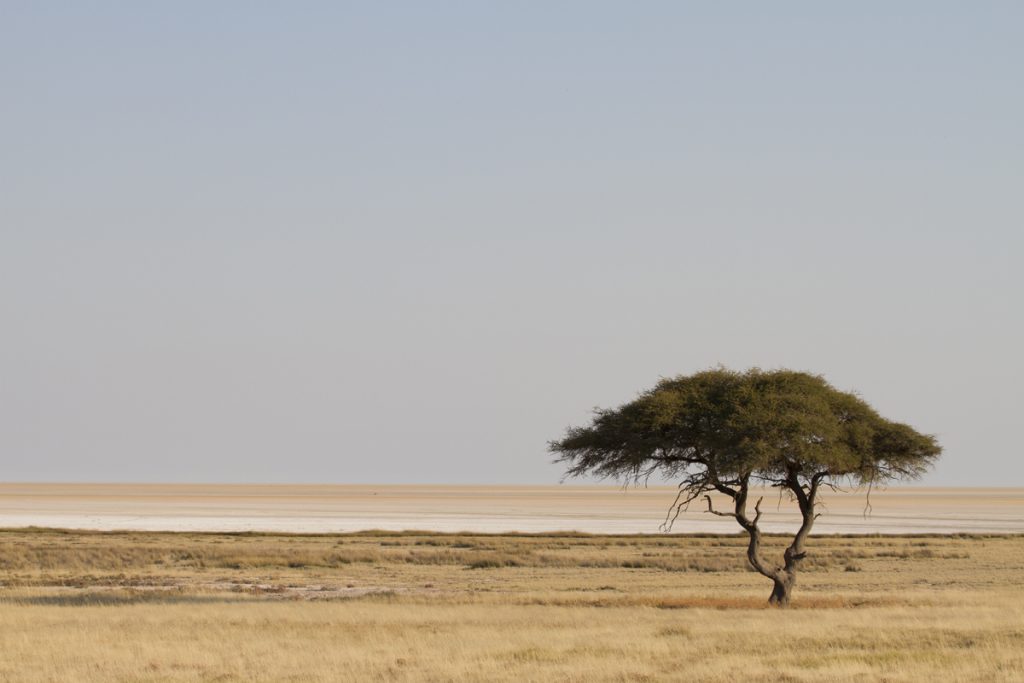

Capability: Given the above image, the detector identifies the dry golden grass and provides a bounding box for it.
[1,529,1022,681]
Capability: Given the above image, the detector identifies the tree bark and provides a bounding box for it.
[768,571,795,606]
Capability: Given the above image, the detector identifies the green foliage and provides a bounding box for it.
[551,368,940,487]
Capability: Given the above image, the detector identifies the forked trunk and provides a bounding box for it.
[727,472,819,607]
[706,471,822,607]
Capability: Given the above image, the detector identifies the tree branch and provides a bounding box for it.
[703,495,737,518]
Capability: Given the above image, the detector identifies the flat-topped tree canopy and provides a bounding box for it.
[550,368,941,605]
[553,368,938,487]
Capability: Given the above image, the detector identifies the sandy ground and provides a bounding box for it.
[1,483,1021,534]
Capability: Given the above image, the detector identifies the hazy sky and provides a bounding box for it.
[2,3,1021,485]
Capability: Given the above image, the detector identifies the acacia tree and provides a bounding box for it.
[550,368,941,606]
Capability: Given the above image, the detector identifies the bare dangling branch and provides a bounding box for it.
[660,486,702,532]
[864,475,875,518]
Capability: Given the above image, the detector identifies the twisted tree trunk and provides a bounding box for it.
[768,472,819,606]
[712,471,821,606]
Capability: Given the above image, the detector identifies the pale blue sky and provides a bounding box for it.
[2,3,1021,485]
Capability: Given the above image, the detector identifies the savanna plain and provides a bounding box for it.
[1,527,1022,682]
